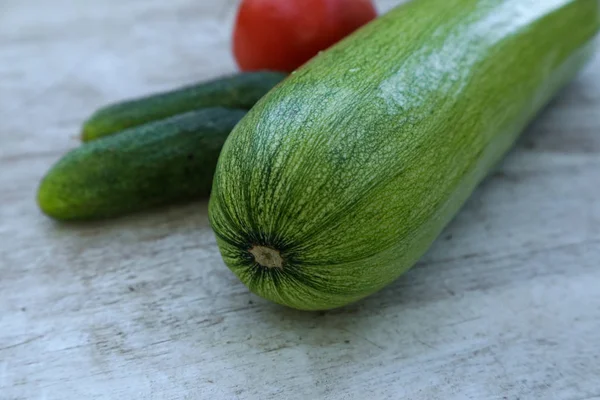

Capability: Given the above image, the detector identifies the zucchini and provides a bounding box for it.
[81,71,286,141]
[209,0,600,310]
[39,108,246,221]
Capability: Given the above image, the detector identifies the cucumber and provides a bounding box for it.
[39,108,246,221]
[81,71,286,141]
[209,0,600,310]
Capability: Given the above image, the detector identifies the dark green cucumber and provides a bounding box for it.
[81,71,286,141]
[39,108,246,220]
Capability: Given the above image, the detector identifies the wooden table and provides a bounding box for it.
[2,1,599,399]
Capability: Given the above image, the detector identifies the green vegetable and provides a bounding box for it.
[39,108,246,221]
[209,0,600,310]
[81,71,286,141]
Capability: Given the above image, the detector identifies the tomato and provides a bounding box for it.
[233,0,378,73]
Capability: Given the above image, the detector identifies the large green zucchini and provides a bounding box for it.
[209,0,600,310]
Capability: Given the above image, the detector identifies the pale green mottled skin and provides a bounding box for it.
[209,0,600,310]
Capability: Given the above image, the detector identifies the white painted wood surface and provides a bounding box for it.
[1,1,600,399]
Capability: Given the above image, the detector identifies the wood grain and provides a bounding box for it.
[1,1,599,399]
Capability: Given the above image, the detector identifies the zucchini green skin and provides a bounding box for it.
[39,108,246,221]
[81,71,286,141]
[209,0,600,310]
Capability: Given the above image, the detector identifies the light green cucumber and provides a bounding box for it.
[39,108,246,221]
[81,71,286,141]
[208,0,600,310]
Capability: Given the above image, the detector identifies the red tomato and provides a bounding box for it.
[233,0,378,73]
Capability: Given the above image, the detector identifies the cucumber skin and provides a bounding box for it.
[39,108,246,221]
[209,0,600,310]
[81,71,286,141]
